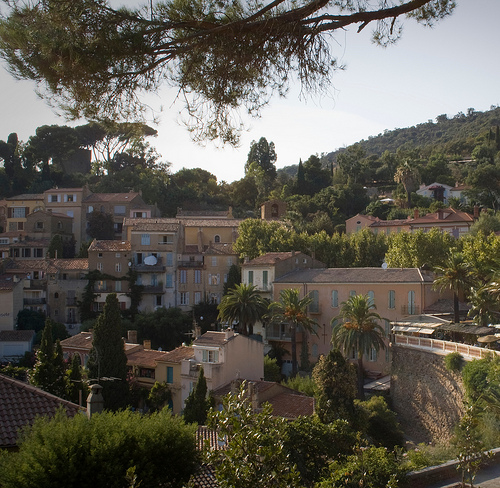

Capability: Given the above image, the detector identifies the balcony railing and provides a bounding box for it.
[132,257,166,272]
[24,297,46,305]
[178,260,204,268]
[142,285,164,294]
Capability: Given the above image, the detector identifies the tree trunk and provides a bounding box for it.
[290,323,297,377]
[454,292,460,323]
[357,355,365,400]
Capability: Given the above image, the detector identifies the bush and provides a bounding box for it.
[282,374,316,397]
[462,358,492,402]
[0,408,198,488]
[403,443,455,471]
[445,352,463,372]
[264,356,282,382]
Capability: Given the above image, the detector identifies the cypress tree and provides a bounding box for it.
[183,367,211,425]
[88,293,129,410]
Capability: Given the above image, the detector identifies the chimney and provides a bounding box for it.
[194,325,201,339]
[474,205,479,219]
[143,339,151,349]
[437,209,443,220]
[86,384,104,419]
[225,328,234,340]
[413,208,419,219]
[127,330,138,344]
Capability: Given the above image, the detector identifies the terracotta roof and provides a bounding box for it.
[369,219,411,228]
[177,209,230,217]
[123,218,181,232]
[193,331,236,347]
[0,330,35,342]
[52,258,89,271]
[83,192,142,203]
[275,267,433,284]
[156,345,194,363]
[27,210,72,219]
[211,380,277,397]
[60,332,93,351]
[424,298,470,314]
[181,218,242,228]
[5,258,88,273]
[0,279,19,291]
[196,426,225,451]
[205,243,235,255]
[88,240,131,252]
[6,193,44,201]
[189,464,219,488]
[267,392,314,418]
[43,187,84,193]
[245,251,304,265]
[126,348,170,368]
[10,238,51,247]
[411,208,473,224]
[0,374,84,449]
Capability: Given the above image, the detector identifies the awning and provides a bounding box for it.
[418,328,436,335]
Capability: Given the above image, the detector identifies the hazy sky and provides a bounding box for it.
[1,0,499,183]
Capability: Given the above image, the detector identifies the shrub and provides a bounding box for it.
[445,352,463,372]
[264,356,282,382]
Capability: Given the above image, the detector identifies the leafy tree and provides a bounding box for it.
[331,294,386,399]
[16,309,46,334]
[245,137,277,198]
[460,232,500,281]
[66,353,86,405]
[223,264,241,296]
[465,163,500,210]
[206,383,300,488]
[433,253,474,324]
[0,409,198,488]
[312,349,357,424]
[356,395,404,449]
[264,356,282,382]
[126,269,144,321]
[29,319,67,397]
[217,283,268,336]
[134,306,192,350]
[268,288,316,377]
[192,300,219,333]
[183,367,211,425]
[469,211,500,236]
[47,234,64,259]
[147,381,172,412]
[467,285,500,327]
[283,416,357,488]
[87,210,115,239]
[88,294,129,410]
[394,160,420,208]
[301,154,331,195]
[78,271,101,322]
[0,0,455,142]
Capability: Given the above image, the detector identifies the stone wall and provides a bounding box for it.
[391,345,465,444]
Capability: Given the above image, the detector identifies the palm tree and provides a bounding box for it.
[433,253,474,324]
[394,160,420,208]
[267,288,317,377]
[331,294,386,399]
[467,285,500,327]
[217,283,268,336]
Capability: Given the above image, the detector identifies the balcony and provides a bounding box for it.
[132,257,166,273]
[24,297,46,305]
[66,297,78,306]
[142,284,164,294]
[178,260,204,268]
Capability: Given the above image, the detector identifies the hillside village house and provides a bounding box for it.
[346,207,475,237]
[271,267,450,376]
[416,182,470,205]
[0,278,24,331]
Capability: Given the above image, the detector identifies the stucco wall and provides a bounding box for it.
[391,345,465,444]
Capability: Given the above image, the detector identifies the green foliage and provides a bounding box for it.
[0,364,29,381]
[206,384,300,488]
[66,353,87,405]
[355,396,404,449]
[16,309,46,333]
[34,319,69,344]
[462,357,497,404]
[470,211,500,236]
[88,294,129,410]
[47,234,64,258]
[125,269,144,321]
[0,409,198,488]
[87,211,115,239]
[312,349,357,423]
[283,416,357,487]
[264,356,282,382]
[192,300,219,333]
[445,352,464,372]
[134,307,191,350]
[223,264,241,296]
[317,446,407,488]
[78,271,100,322]
[147,381,172,412]
[402,443,455,471]
[29,319,67,398]
[183,367,211,425]
[282,374,316,397]
[218,283,268,336]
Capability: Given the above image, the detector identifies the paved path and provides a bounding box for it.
[426,462,500,488]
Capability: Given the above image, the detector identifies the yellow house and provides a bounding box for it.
[5,193,44,233]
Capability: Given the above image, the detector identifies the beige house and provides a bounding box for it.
[272,267,450,376]
[24,210,73,243]
[4,193,44,232]
[0,278,24,331]
[260,199,287,221]
[180,330,264,409]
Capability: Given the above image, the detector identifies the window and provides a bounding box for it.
[369,347,377,362]
[309,290,319,313]
[34,248,43,258]
[66,211,74,218]
[50,194,59,203]
[136,253,143,265]
[367,290,375,303]
[211,256,217,266]
[408,290,416,315]
[312,344,319,357]
[202,349,219,363]
[194,292,201,304]
[385,319,391,336]
[98,252,103,258]
[214,234,220,243]
[64,194,76,202]
[97,262,103,271]
[12,207,26,218]
[161,235,174,244]
[54,292,59,299]
[180,292,189,305]
[141,234,150,246]
[180,270,187,284]
[151,274,158,286]
[331,290,339,308]
[262,270,268,288]
[54,309,59,316]
[114,223,123,233]
[388,290,395,309]
[167,366,174,383]
[0,238,8,245]
[133,211,146,218]
[248,270,253,285]
[22,248,31,258]
[166,253,173,267]
[166,274,173,288]
[194,269,201,284]
[36,221,44,230]
[136,274,142,285]
[115,281,122,292]
[115,263,121,273]
[62,273,68,280]
[114,205,126,215]
[156,295,162,306]
[227,257,233,266]
[96,280,107,291]
[349,290,356,297]
[88,205,94,213]
[209,273,220,285]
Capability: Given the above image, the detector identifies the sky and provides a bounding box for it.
[1,0,500,183]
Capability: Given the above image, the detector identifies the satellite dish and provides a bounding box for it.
[128,262,132,267]
[144,255,158,266]
[381,262,388,269]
